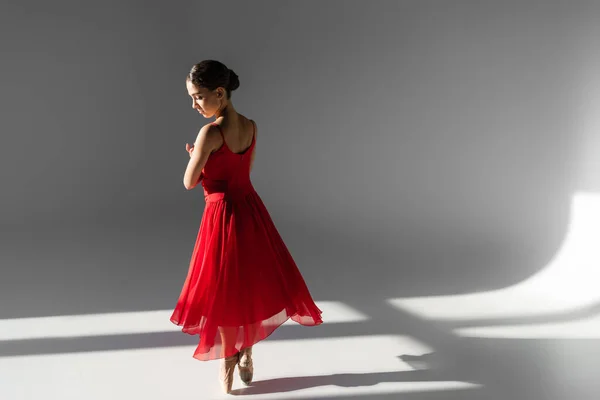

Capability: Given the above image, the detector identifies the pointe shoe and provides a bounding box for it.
[238,346,254,385]
[219,352,239,394]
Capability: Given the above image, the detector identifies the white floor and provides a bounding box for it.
[4,193,600,399]
[0,302,480,400]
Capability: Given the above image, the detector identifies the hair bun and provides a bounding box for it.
[228,69,240,91]
[187,60,239,98]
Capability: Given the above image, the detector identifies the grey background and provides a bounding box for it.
[2,1,600,399]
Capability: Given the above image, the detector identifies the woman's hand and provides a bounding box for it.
[186,142,195,158]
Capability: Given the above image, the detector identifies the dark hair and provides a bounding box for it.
[186,60,240,99]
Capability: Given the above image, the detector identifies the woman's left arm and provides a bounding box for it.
[183,124,217,190]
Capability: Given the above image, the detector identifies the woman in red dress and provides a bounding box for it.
[170,60,323,394]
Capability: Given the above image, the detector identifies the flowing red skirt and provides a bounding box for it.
[170,189,323,361]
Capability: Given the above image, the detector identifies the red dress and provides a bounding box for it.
[170,120,323,361]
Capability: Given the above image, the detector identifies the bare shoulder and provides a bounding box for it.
[194,123,222,152]
[243,115,258,137]
[234,114,258,142]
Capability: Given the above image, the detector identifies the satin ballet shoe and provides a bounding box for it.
[238,346,254,385]
[219,352,239,394]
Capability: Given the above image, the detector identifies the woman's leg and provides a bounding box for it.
[219,326,239,356]
[237,321,257,385]
[218,326,240,394]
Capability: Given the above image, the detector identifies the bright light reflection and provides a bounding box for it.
[457,312,600,339]
[388,192,600,321]
[0,301,368,341]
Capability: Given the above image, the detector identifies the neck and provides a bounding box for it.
[215,101,237,121]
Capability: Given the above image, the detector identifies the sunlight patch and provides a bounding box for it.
[0,301,367,341]
[388,192,600,322]
[456,312,600,339]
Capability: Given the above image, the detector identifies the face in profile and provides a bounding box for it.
[186,80,224,118]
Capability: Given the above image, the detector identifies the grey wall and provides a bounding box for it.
[2,0,600,314]
[0,1,195,228]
